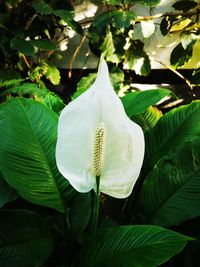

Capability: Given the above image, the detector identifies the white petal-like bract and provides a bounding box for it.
[56,58,145,198]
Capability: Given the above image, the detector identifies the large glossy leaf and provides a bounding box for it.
[0,210,53,267]
[133,140,200,227]
[121,89,170,117]
[145,100,200,168]
[74,225,192,267]
[0,98,74,212]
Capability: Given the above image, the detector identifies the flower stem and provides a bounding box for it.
[91,175,100,238]
[86,176,100,265]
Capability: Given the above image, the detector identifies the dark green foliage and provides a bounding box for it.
[170,41,196,68]
[172,0,198,12]
[133,140,200,226]
[144,101,200,168]
[0,172,18,208]
[74,225,191,267]
[0,210,54,267]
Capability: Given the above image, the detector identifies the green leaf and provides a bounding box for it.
[0,210,53,267]
[145,100,200,168]
[160,16,174,36]
[10,38,35,56]
[111,10,136,29]
[54,9,83,34]
[0,172,18,208]
[132,106,163,131]
[105,0,123,5]
[0,70,21,81]
[45,65,61,85]
[173,0,198,12]
[124,0,161,7]
[71,73,96,100]
[191,68,200,84]
[0,78,23,88]
[32,0,53,15]
[71,68,124,100]
[121,89,170,117]
[125,40,151,75]
[75,225,192,267]
[30,39,57,51]
[181,32,199,50]
[101,30,120,64]
[170,41,196,68]
[0,83,65,113]
[0,98,73,212]
[133,140,200,227]
[70,193,91,237]
[88,12,112,47]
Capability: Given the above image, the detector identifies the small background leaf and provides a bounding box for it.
[30,39,57,51]
[10,38,35,56]
[121,89,171,117]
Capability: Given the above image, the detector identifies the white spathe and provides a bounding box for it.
[56,59,145,198]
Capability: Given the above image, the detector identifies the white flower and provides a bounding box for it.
[56,58,145,198]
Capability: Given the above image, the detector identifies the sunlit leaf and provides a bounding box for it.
[101,30,120,64]
[45,65,61,85]
[132,106,163,131]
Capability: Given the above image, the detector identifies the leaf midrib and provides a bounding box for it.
[19,100,64,211]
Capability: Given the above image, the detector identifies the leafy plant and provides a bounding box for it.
[1,1,200,267]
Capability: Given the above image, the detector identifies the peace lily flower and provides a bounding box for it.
[56,58,145,198]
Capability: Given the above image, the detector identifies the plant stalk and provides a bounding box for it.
[91,175,100,238]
